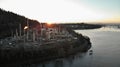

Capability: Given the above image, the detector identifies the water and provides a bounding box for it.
[75,27,120,67]
[10,27,120,67]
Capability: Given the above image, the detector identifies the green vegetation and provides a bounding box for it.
[0,8,40,39]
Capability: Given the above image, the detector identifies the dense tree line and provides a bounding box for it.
[60,23,102,30]
[0,8,40,39]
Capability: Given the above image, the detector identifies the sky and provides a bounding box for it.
[0,0,120,23]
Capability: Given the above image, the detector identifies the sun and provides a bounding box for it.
[46,22,53,27]
[47,22,52,25]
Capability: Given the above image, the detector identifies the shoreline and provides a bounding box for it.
[0,30,91,65]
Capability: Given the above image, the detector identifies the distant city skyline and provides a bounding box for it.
[0,0,120,23]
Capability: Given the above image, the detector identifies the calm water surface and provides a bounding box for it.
[12,27,120,67]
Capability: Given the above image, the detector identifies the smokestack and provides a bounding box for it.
[26,19,29,41]
[19,24,22,38]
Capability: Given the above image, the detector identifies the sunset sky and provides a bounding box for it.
[0,0,120,23]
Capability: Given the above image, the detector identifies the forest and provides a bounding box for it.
[0,8,40,39]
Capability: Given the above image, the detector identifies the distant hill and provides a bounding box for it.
[0,8,40,39]
[60,23,102,30]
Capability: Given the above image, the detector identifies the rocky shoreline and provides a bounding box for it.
[0,30,91,65]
